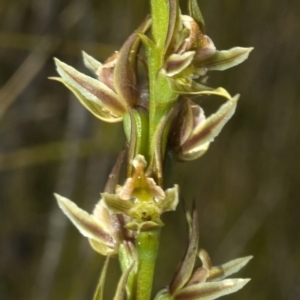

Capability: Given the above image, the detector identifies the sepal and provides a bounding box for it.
[55,194,118,255]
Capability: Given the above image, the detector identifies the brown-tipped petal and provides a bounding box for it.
[196,47,254,71]
[113,262,135,300]
[186,267,209,286]
[50,77,123,123]
[188,0,205,33]
[182,94,239,153]
[158,185,179,212]
[198,249,212,270]
[93,256,110,300]
[164,0,178,52]
[165,51,195,76]
[208,256,253,281]
[54,58,127,115]
[55,194,116,248]
[170,209,199,294]
[114,17,151,107]
[174,279,250,300]
[177,142,209,161]
[82,51,102,75]
[102,192,135,215]
[93,199,124,243]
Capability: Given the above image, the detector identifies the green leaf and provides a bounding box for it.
[93,257,110,300]
[113,262,135,300]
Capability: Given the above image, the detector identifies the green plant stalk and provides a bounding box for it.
[148,0,177,165]
[136,229,161,300]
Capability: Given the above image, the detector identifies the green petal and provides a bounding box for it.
[55,194,116,248]
[54,58,127,116]
[158,185,179,212]
[208,256,253,281]
[174,279,250,300]
[196,47,254,71]
[82,51,102,75]
[102,192,135,215]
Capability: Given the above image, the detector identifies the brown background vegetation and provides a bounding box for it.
[0,0,300,299]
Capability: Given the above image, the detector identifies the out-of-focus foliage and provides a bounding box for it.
[0,0,299,300]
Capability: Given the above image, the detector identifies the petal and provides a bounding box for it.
[168,78,213,95]
[113,261,135,300]
[174,279,250,300]
[186,267,209,286]
[195,47,254,71]
[125,220,164,232]
[188,0,205,33]
[113,34,138,106]
[114,17,151,106]
[50,77,123,123]
[208,256,253,281]
[164,0,179,52]
[182,94,239,154]
[165,51,196,76]
[158,185,179,212]
[170,208,199,294]
[102,192,135,215]
[198,248,212,269]
[93,256,110,300]
[82,51,102,75]
[54,58,127,115]
[55,194,116,248]
[177,142,209,161]
[89,238,117,256]
[153,288,172,300]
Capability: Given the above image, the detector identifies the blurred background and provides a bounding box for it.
[0,0,299,299]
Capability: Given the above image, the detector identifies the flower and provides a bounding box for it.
[55,194,122,255]
[51,18,151,123]
[102,155,179,232]
[162,0,253,95]
[169,92,239,161]
[154,209,252,300]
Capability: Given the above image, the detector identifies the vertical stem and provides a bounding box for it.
[136,229,161,300]
[148,0,177,176]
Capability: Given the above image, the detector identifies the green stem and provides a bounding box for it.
[148,0,177,177]
[136,229,161,300]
